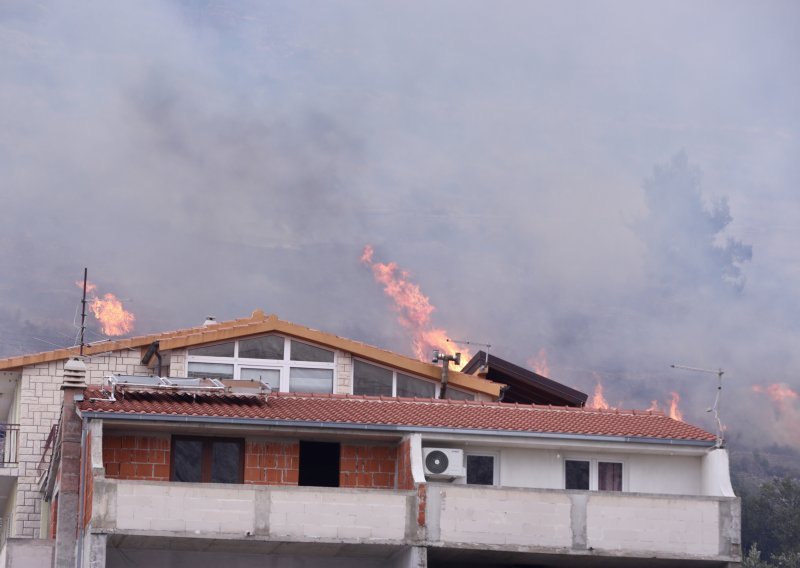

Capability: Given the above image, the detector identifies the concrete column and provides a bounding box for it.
[390,546,427,568]
[54,357,87,568]
[84,533,107,568]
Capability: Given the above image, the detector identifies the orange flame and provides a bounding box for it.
[528,348,550,377]
[589,382,610,410]
[646,400,660,412]
[75,280,135,336]
[668,391,683,421]
[361,245,470,367]
[752,383,799,406]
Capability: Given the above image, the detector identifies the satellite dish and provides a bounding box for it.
[425,450,449,474]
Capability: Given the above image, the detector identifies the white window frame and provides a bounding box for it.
[464,451,500,486]
[352,358,439,398]
[563,456,626,491]
[186,335,336,393]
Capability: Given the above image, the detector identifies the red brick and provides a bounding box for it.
[122,436,137,449]
[379,459,396,473]
[135,463,154,478]
[153,464,170,480]
[120,462,135,477]
[104,436,122,449]
[105,462,120,477]
[373,473,393,488]
[284,469,298,484]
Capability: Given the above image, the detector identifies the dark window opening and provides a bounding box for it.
[466,455,494,485]
[598,461,623,491]
[171,437,243,484]
[298,441,340,487]
[565,459,590,490]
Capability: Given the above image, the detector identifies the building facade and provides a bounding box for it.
[0,311,741,567]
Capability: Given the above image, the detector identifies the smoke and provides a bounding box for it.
[1,1,799,450]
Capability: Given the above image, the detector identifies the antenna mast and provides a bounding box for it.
[448,338,491,370]
[671,364,726,448]
[79,268,88,356]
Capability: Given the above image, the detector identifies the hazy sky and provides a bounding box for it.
[1,1,798,449]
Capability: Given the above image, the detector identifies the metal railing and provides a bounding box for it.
[0,424,19,466]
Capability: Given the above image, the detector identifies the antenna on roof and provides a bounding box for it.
[79,268,88,357]
[671,364,726,448]
[448,338,491,371]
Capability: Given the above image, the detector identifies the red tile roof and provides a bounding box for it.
[78,387,716,443]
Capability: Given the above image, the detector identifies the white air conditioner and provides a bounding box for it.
[423,448,466,478]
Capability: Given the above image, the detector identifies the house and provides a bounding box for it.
[0,310,741,567]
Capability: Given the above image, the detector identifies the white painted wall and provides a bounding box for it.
[443,444,705,495]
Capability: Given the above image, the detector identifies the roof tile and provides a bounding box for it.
[77,387,716,443]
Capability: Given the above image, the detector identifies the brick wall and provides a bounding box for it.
[339,444,396,489]
[244,441,299,485]
[396,438,414,490]
[103,435,170,481]
[83,431,93,528]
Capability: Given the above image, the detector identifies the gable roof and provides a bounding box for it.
[0,311,502,398]
[77,387,717,445]
[463,351,588,407]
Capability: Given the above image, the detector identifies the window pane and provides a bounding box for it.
[445,388,475,401]
[353,360,392,396]
[289,368,333,393]
[187,362,233,380]
[565,460,590,490]
[396,373,436,398]
[466,455,494,485]
[239,335,284,360]
[172,439,203,482]
[598,462,623,491]
[211,441,242,484]
[240,367,280,389]
[188,342,235,357]
[290,341,334,363]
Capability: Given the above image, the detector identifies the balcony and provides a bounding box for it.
[0,424,19,466]
[92,478,417,545]
[425,484,741,566]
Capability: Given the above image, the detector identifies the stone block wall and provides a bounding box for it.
[336,350,353,394]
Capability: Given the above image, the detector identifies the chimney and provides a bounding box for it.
[53,357,87,568]
[62,357,87,389]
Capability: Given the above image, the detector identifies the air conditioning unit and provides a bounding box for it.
[423,448,466,479]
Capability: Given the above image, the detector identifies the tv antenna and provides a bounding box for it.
[671,364,726,448]
[448,338,491,370]
[79,267,89,356]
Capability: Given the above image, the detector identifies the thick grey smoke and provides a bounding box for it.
[1,1,798,450]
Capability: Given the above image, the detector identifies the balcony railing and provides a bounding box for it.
[0,423,20,466]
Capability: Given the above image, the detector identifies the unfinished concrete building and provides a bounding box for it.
[0,311,741,567]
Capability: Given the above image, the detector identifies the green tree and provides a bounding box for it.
[742,477,800,559]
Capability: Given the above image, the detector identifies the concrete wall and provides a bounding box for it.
[93,479,415,545]
[426,485,573,549]
[105,548,392,568]
[0,538,54,568]
[425,483,740,562]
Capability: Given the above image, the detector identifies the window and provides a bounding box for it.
[186,334,336,394]
[565,460,590,490]
[598,461,623,491]
[565,459,623,491]
[298,441,340,487]
[239,335,284,359]
[466,455,495,485]
[353,359,438,398]
[171,437,243,484]
[289,368,333,393]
